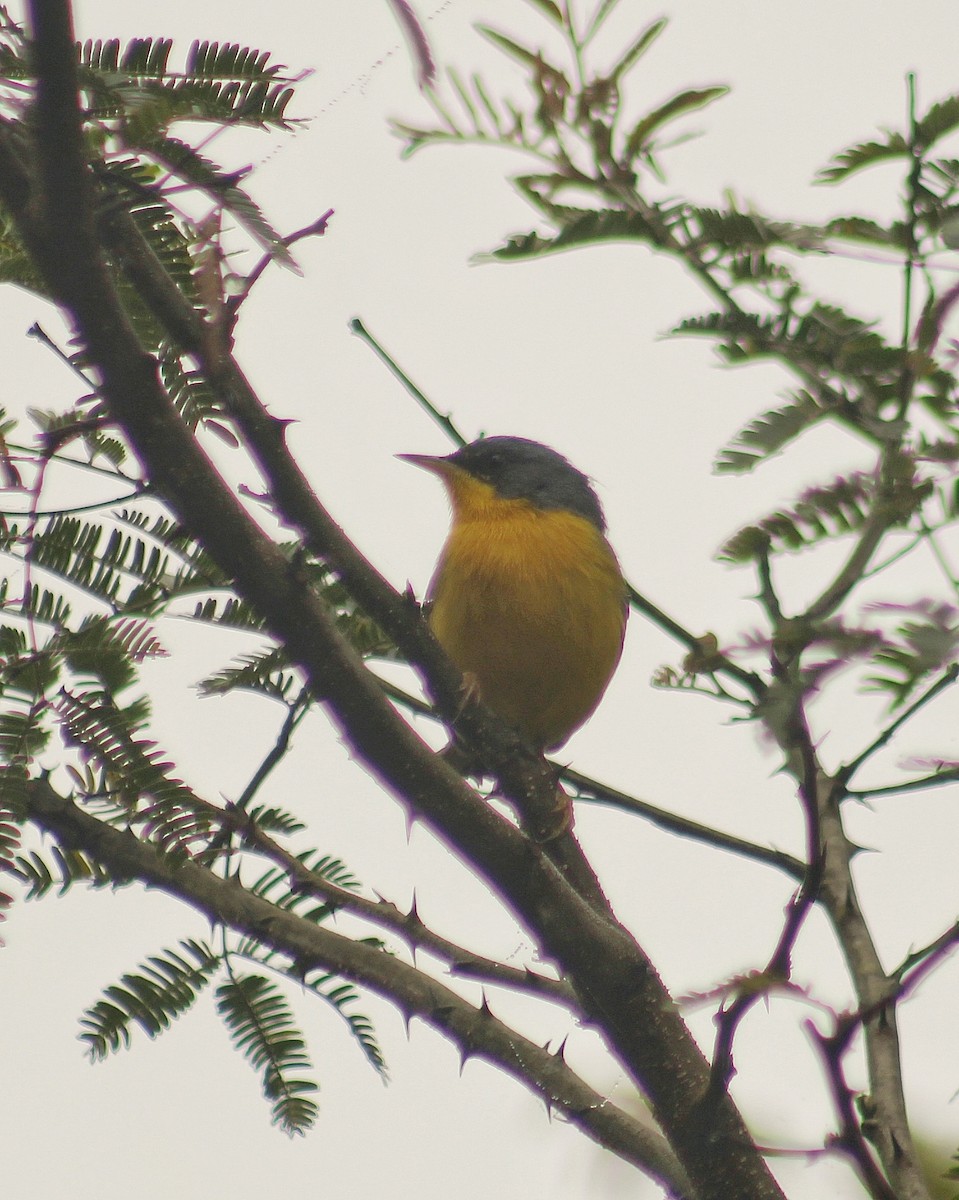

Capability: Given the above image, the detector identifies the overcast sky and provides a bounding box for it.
[4,3,959,1198]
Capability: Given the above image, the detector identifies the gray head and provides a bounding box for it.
[445,436,606,531]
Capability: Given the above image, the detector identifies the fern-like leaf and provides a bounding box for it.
[686,205,822,255]
[58,688,215,854]
[624,86,728,161]
[865,601,959,708]
[916,94,959,151]
[825,214,908,248]
[186,40,286,82]
[249,850,360,920]
[233,943,388,1082]
[80,939,222,1058]
[216,973,319,1134]
[720,474,876,562]
[136,133,294,266]
[243,804,306,836]
[0,807,20,918]
[607,17,667,81]
[190,594,267,631]
[311,974,388,1079]
[487,207,664,262]
[818,132,910,184]
[715,390,831,473]
[198,646,298,702]
[59,615,167,692]
[475,25,560,74]
[10,844,116,897]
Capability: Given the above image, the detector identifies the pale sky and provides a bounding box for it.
[4,3,959,1199]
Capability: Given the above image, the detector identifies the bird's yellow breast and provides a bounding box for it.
[428,476,626,750]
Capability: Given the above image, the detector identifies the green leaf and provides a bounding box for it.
[249,850,360,919]
[520,0,564,26]
[688,205,822,254]
[81,939,221,1058]
[216,973,319,1135]
[624,85,728,160]
[190,594,268,631]
[720,474,876,561]
[243,804,306,836]
[475,26,550,72]
[80,36,173,78]
[59,615,167,693]
[471,72,504,136]
[198,645,298,702]
[159,344,225,430]
[234,942,388,1082]
[609,17,667,81]
[715,391,831,473]
[818,133,910,184]
[583,0,625,42]
[136,134,295,267]
[186,40,286,82]
[865,602,959,707]
[916,94,959,150]
[447,67,484,134]
[9,845,115,898]
[0,708,51,770]
[487,207,663,262]
[825,214,908,248]
[57,688,215,854]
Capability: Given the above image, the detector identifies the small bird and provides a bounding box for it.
[400,436,627,753]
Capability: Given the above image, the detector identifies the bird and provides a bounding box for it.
[399,436,627,754]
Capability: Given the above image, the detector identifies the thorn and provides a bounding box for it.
[554,1034,569,1062]
[478,990,492,1018]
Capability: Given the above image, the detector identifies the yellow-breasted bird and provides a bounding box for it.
[400,436,627,753]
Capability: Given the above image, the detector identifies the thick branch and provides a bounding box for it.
[815,776,929,1200]
[10,9,789,1196]
[20,777,692,1199]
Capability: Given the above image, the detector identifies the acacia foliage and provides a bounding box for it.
[2,4,959,1199]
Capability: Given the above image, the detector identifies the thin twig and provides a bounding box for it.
[562,767,805,881]
[377,677,803,879]
[234,689,310,812]
[847,765,959,799]
[837,664,959,785]
[807,1018,900,1200]
[229,210,334,312]
[350,317,468,447]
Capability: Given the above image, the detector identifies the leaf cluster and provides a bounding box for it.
[72,932,385,1135]
[7,5,959,1194]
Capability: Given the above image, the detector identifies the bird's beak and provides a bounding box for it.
[396,452,458,479]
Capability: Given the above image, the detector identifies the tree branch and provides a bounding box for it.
[562,767,805,882]
[9,9,789,1196]
[19,776,693,1200]
[837,664,959,785]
